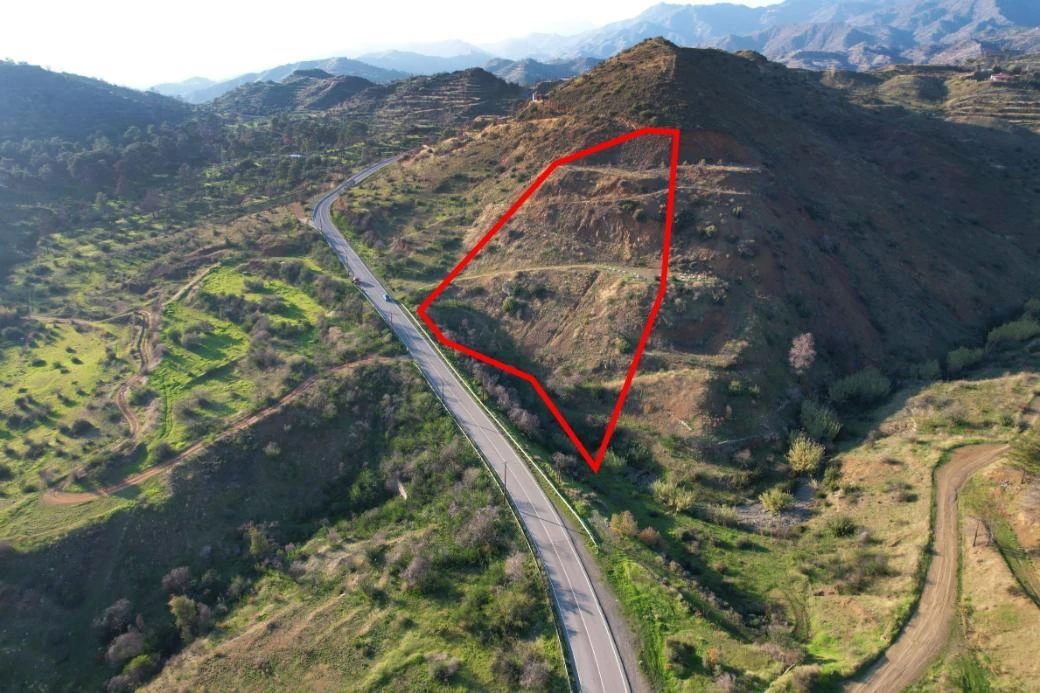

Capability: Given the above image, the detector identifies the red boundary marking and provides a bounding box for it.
[418,127,681,472]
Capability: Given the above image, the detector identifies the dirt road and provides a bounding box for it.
[849,397,1039,691]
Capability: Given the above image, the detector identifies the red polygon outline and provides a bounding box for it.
[418,127,681,472]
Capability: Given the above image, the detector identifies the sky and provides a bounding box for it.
[2,0,781,89]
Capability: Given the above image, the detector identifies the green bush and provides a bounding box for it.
[946,347,984,375]
[651,479,696,513]
[829,367,890,406]
[826,515,856,537]
[787,433,825,474]
[760,487,794,515]
[987,317,1040,347]
[908,359,941,380]
[800,401,842,441]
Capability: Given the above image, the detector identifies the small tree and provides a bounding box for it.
[788,433,825,474]
[609,510,639,537]
[168,595,199,642]
[800,401,841,441]
[760,487,794,515]
[789,333,816,374]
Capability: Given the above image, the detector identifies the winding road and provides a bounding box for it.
[314,158,636,692]
[850,397,1039,692]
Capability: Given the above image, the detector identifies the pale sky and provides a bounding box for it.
[2,0,781,88]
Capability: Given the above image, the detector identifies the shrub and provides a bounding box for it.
[946,347,984,375]
[168,595,199,642]
[161,566,191,594]
[262,441,281,457]
[828,367,890,406]
[788,333,816,374]
[92,598,133,643]
[0,463,12,481]
[908,359,941,380]
[826,515,856,537]
[651,479,696,513]
[609,510,639,537]
[787,433,825,474]
[800,401,841,441]
[520,656,551,689]
[987,317,1040,346]
[760,487,794,515]
[105,631,145,666]
[638,526,663,548]
[402,555,433,591]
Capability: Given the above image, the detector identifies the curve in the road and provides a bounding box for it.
[313,158,638,693]
[850,397,1039,692]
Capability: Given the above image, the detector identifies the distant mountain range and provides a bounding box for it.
[153,0,1040,102]
[498,0,1040,70]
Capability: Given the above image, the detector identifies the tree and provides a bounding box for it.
[168,595,198,642]
[789,333,816,374]
[787,433,825,474]
[161,566,190,594]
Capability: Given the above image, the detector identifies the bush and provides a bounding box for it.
[826,515,856,537]
[520,656,551,689]
[161,566,191,594]
[638,526,663,548]
[651,479,696,513]
[609,510,639,537]
[105,631,145,666]
[760,487,794,515]
[946,347,984,375]
[92,598,133,643]
[908,359,941,380]
[787,433,825,474]
[828,367,890,406]
[987,318,1040,346]
[800,401,841,441]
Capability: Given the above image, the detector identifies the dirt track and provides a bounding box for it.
[849,397,1039,692]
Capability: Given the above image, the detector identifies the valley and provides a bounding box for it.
[2,6,1039,691]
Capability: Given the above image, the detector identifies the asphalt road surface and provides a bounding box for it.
[313,157,633,692]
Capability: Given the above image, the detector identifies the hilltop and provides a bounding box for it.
[210,70,375,116]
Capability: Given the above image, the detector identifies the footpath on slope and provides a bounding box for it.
[849,396,1040,692]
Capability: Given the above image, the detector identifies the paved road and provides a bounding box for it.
[313,158,633,692]
[849,397,1039,692]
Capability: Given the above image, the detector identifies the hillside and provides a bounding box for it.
[335,68,528,134]
[484,57,602,86]
[332,39,1040,687]
[210,70,375,116]
[155,57,408,104]
[0,62,192,140]
[824,55,1040,132]
[339,39,1039,442]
